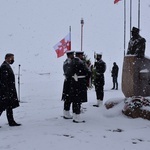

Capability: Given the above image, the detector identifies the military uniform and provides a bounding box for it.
[61,51,74,119]
[93,53,106,107]
[70,51,91,122]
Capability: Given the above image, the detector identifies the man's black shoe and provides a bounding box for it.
[9,122,21,127]
[93,104,99,107]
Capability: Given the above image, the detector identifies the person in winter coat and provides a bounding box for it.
[61,51,74,119]
[127,26,146,58]
[70,51,91,123]
[111,62,119,90]
[93,53,106,107]
[0,53,21,127]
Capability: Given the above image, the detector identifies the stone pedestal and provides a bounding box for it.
[122,56,150,97]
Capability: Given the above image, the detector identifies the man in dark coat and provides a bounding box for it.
[111,62,119,90]
[127,26,146,58]
[93,53,106,107]
[70,51,91,123]
[61,51,74,119]
[0,53,21,126]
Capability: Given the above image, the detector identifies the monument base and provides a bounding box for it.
[122,56,150,97]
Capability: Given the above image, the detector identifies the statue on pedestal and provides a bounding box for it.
[122,27,150,97]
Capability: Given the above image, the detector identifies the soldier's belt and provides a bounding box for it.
[96,72,102,75]
[72,74,86,81]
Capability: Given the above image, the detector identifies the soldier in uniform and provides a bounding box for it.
[70,51,91,123]
[0,53,21,127]
[61,51,74,119]
[93,53,106,107]
[127,27,146,58]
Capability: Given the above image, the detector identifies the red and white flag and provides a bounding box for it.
[114,0,121,4]
[53,32,71,58]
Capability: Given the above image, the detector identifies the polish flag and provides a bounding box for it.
[53,32,71,58]
[114,0,121,4]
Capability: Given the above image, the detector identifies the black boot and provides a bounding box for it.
[9,121,21,127]
[111,82,115,90]
[6,108,21,126]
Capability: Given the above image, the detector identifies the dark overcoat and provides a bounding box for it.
[69,57,91,103]
[61,58,73,102]
[0,61,19,111]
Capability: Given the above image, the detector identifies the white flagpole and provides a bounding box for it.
[130,0,132,38]
[138,0,140,29]
[18,64,21,102]
[124,0,126,56]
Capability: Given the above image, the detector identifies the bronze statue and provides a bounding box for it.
[127,27,146,58]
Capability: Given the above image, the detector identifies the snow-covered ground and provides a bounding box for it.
[0,0,150,150]
[0,72,150,150]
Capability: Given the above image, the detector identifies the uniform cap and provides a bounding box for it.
[75,51,84,55]
[66,51,74,55]
[96,52,102,56]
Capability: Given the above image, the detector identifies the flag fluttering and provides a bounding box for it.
[114,0,121,4]
[53,32,71,58]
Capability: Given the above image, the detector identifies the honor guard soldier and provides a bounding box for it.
[93,52,106,107]
[62,51,74,119]
[70,51,91,123]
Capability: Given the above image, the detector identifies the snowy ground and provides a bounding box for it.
[0,71,150,150]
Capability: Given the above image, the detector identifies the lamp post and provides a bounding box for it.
[138,0,140,29]
[80,18,84,51]
[18,64,21,102]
